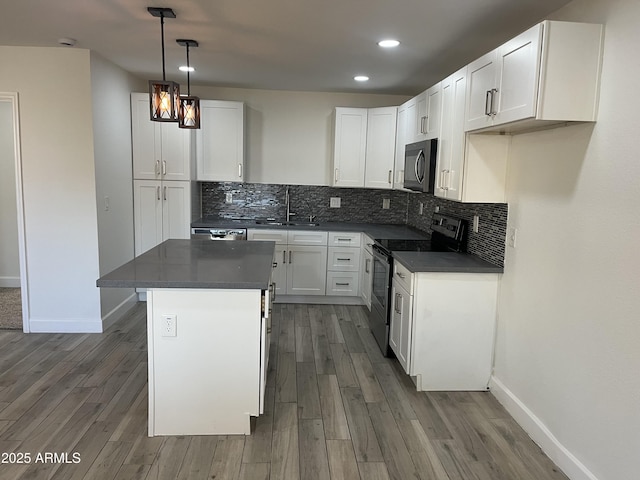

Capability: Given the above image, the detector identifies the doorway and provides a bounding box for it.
[0,93,29,332]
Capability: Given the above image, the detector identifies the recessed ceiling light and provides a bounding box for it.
[378,39,400,48]
[354,75,369,82]
[179,66,195,72]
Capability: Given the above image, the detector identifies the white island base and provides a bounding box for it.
[146,288,270,436]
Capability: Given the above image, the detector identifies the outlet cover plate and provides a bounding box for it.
[330,197,341,208]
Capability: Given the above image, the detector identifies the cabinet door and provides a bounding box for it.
[364,106,397,189]
[131,94,161,180]
[333,108,367,187]
[437,67,467,201]
[272,246,288,296]
[286,245,327,295]
[494,23,542,126]
[134,180,163,255]
[423,83,442,140]
[161,123,192,181]
[405,96,418,144]
[393,104,408,190]
[390,282,412,373]
[196,100,245,182]
[465,51,498,131]
[327,247,361,272]
[161,181,191,241]
[415,92,428,141]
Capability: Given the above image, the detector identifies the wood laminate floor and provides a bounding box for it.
[0,303,568,480]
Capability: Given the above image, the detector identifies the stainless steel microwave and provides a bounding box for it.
[403,139,437,193]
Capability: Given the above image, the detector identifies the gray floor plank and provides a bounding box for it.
[207,436,245,480]
[326,439,360,480]
[330,343,359,388]
[318,375,351,440]
[297,361,322,419]
[299,418,331,480]
[340,387,384,463]
[271,402,299,480]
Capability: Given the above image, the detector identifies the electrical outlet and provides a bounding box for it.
[161,314,177,337]
[382,198,390,209]
[104,196,110,212]
[225,193,233,204]
[508,227,517,248]
[330,197,341,208]
[473,215,480,233]
[419,202,424,215]
[434,205,440,213]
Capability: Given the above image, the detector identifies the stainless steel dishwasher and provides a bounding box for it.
[190,228,247,240]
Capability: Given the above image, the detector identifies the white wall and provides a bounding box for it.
[90,52,145,325]
[0,46,102,332]
[191,85,409,185]
[0,100,20,287]
[492,1,640,479]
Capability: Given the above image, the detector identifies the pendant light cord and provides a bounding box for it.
[160,14,166,81]
[186,44,191,96]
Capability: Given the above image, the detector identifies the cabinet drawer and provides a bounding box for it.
[287,230,328,246]
[393,260,414,294]
[326,272,360,296]
[247,229,288,244]
[327,247,361,272]
[328,232,361,247]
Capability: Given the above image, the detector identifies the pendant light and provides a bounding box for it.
[148,7,180,122]
[177,39,201,129]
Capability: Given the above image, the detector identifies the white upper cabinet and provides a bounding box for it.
[332,106,397,189]
[131,93,193,181]
[393,103,408,190]
[465,21,604,133]
[404,83,441,144]
[364,107,397,189]
[196,100,245,182]
[436,67,467,201]
[333,108,368,187]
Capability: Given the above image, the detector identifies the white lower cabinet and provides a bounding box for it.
[134,180,191,255]
[360,235,374,309]
[390,260,500,391]
[326,232,361,297]
[248,229,328,296]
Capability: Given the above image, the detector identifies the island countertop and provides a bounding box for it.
[96,239,276,290]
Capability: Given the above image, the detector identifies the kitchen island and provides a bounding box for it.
[97,239,276,436]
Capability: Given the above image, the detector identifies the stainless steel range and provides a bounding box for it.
[369,213,468,356]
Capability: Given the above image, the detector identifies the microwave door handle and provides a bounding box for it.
[414,150,423,182]
[415,150,425,182]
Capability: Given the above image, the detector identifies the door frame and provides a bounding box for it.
[1,92,30,332]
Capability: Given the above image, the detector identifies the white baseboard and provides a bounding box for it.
[0,276,20,288]
[489,376,599,480]
[102,292,138,330]
[29,317,103,333]
[275,295,365,305]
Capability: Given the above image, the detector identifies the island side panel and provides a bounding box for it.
[147,288,262,435]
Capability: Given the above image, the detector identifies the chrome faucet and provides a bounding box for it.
[285,187,295,223]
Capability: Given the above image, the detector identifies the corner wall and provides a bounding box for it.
[492,1,640,479]
[90,52,145,326]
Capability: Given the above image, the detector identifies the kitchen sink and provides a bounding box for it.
[254,220,319,227]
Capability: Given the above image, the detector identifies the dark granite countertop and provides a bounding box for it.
[393,251,503,274]
[191,217,428,240]
[97,239,275,289]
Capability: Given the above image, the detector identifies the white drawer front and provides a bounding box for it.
[287,230,328,246]
[327,247,361,272]
[393,260,414,294]
[247,229,288,244]
[326,272,360,296]
[328,232,361,247]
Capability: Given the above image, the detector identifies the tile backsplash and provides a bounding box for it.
[200,182,507,266]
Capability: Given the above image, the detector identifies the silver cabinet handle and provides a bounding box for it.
[289,251,292,264]
[156,186,160,201]
[162,160,167,176]
[283,251,286,264]
[238,163,243,178]
[388,170,392,184]
[155,160,160,176]
[490,88,498,116]
[420,116,428,134]
[365,258,370,273]
[163,186,167,201]
[337,258,351,261]
[336,282,350,286]
[485,90,492,116]
[334,168,339,183]
[272,262,278,268]
[336,238,352,242]
[397,272,406,279]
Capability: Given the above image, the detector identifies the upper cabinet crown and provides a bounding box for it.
[131,93,194,181]
[465,21,604,133]
[332,106,397,189]
[196,100,245,182]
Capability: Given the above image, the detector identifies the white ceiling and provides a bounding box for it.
[0,0,571,95]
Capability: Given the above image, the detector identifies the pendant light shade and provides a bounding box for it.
[177,39,201,129]
[148,7,179,122]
